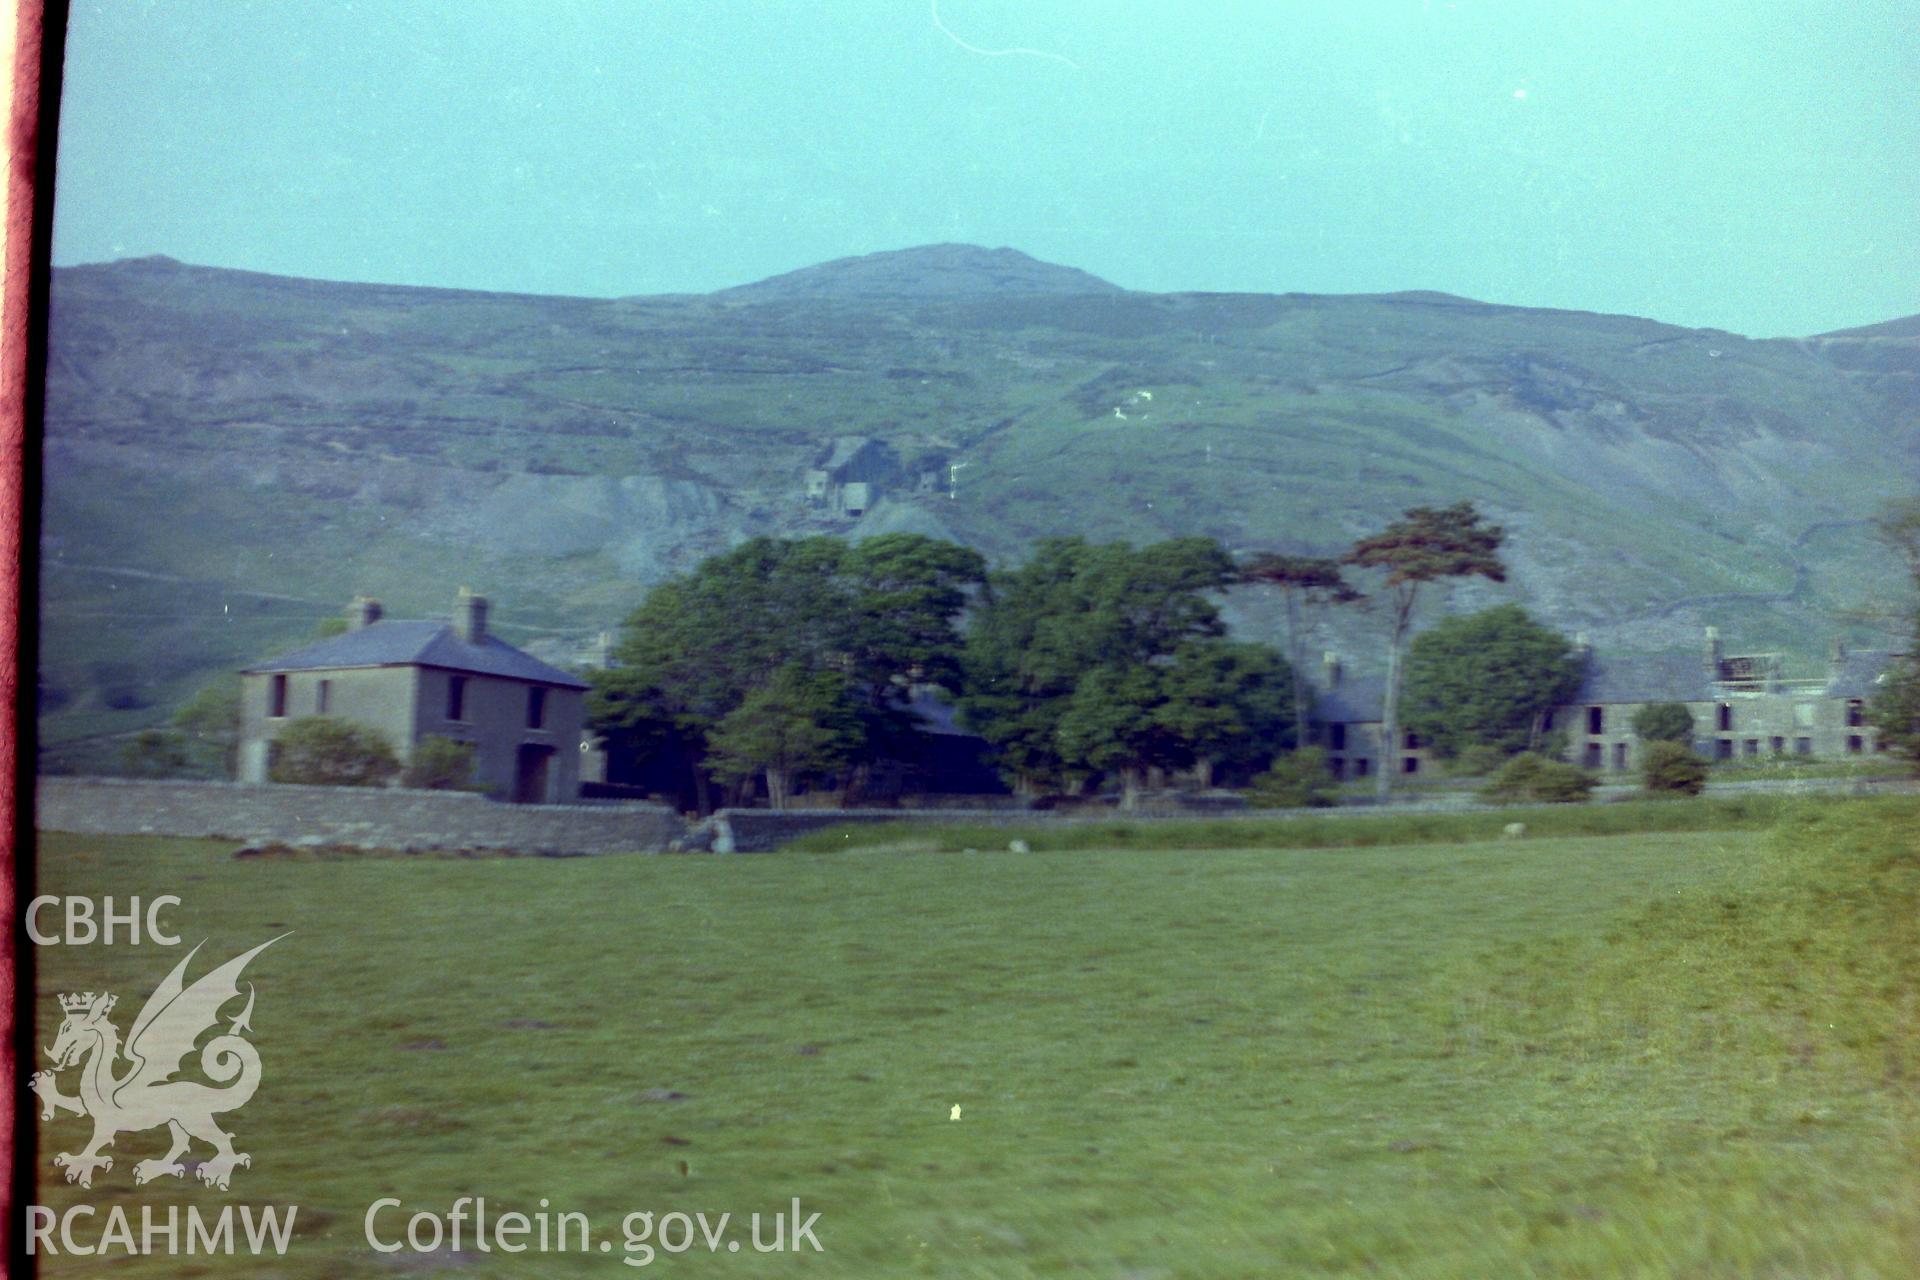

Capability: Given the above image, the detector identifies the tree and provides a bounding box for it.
[1237,554,1362,746]
[1049,639,1298,808]
[1154,640,1299,785]
[172,680,241,777]
[1631,702,1696,745]
[1865,496,1920,774]
[1054,664,1183,808]
[706,665,865,809]
[1400,605,1585,760]
[401,735,477,790]
[1867,665,1920,775]
[957,537,1240,797]
[1346,502,1506,802]
[589,534,985,811]
[1642,741,1709,794]
[268,717,399,787]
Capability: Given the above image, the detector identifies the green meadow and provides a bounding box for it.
[29,796,1920,1277]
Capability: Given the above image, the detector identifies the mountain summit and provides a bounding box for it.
[717,243,1123,301]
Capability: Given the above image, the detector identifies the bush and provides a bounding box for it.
[1246,747,1338,808]
[269,717,400,787]
[119,729,189,778]
[1632,702,1696,745]
[402,735,478,790]
[1480,752,1596,805]
[1643,740,1709,795]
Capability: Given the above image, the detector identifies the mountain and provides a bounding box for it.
[35,247,1920,769]
[714,243,1123,300]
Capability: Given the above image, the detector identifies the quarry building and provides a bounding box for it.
[1317,627,1892,782]
[238,590,589,803]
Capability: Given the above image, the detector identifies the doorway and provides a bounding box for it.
[514,744,556,804]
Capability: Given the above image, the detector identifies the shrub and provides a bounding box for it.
[1643,740,1709,795]
[1632,702,1696,745]
[401,735,478,790]
[119,729,189,778]
[1247,747,1338,808]
[1480,752,1596,805]
[269,717,400,787]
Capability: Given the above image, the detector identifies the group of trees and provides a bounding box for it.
[957,537,1298,805]
[588,534,988,811]
[588,501,1578,811]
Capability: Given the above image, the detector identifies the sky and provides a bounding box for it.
[48,0,1920,336]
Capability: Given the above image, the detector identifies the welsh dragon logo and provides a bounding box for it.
[29,937,285,1191]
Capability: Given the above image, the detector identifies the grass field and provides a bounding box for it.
[28,796,1920,1277]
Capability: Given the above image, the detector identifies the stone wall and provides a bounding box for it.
[36,778,682,855]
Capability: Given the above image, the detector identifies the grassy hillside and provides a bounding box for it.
[29,795,1920,1275]
[36,250,1920,765]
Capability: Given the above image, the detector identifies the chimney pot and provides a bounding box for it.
[1321,651,1342,687]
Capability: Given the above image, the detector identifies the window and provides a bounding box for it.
[1716,703,1732,731]
[316,679,331,714]
[1794,737,1812,756]
[1353,758,1371,778]
[1402,755,1418,774]
[1583,742,1602,768]
[1404,732,1419,750]
[1329,757,1346,781]
[1846,699,1864,728]
[1612,742,1628,770]
[1328,723,1346,751]
[269,674,288,718]
[1541,711,1554,732]
[1587,706,1604,735]
[447,676,467,722]
[527,686,547,730]
[1715,738,1733,760]
[1743,738,1758,756]
[1847,734,1863,755]
[1769,736,1784,755]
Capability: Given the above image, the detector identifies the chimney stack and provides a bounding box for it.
[454,588,489,645]
[1703,625,1723,680]
[1828,635,1849,668]
[346,596,383,631]
[1322,651,1343,688]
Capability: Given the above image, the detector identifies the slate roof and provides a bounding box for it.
[1313,675,1388,725]
[244,619,590,689]
[1310,648,1905,726]
[1825,649,1900,699]
[1571,652,1714,705]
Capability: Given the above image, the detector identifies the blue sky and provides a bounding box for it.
[50,1,1919,335]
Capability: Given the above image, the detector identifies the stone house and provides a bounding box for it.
[1312,627,1893,779]
[1314,655,1436,782]
[1549,628,1890,774]
[238,590,590,802]
[802,435,948,518]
